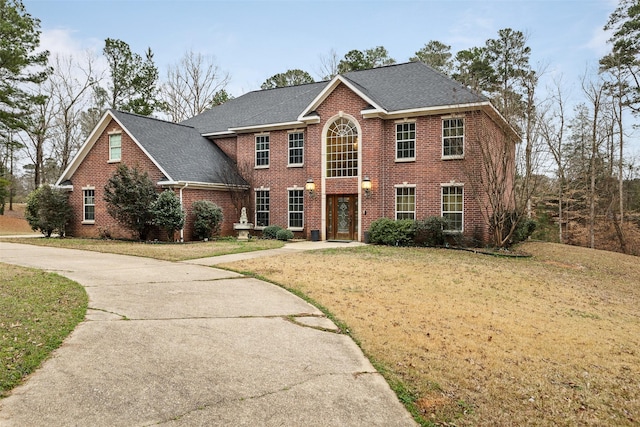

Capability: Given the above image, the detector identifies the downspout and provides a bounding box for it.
[178,182,189,242]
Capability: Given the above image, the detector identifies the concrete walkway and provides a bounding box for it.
[0,241,415,426]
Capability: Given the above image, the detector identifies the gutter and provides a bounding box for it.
[178,182,188,242]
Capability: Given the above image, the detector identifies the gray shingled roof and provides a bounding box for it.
[182,62,487,135]
[111,110,246,185]
[342,61,487,111]
[181,81,328,135]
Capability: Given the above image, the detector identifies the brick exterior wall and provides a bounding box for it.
[65,118,240,241]
[179,188,238,241]
[212,82,514,245]
[67,84,514,244]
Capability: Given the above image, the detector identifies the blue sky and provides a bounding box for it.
[25,0,616,97]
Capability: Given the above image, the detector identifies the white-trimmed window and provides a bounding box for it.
[326,117,358,177]
[109,133,121,162]
[255,189,270,227]
[442,185,463,232]
[255,134,270,168]
[83,188,95,223]
[395,185,416,220]
[288,189,304,229]
[396,122,416,161]
[288,132,304,166]
[442,118,464,158]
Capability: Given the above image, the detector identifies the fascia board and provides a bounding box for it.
[55,110,113,185]
[482,103,521,142]
[202,130,235,138]
[365,101,493,119]
[228,121,306,134]
[297,75,386,121]
[158,180,249,191]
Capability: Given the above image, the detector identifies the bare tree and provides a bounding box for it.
[539,79,569,243]
[316,49,340,80]
[601,52,632,252]
[219,159,253,219]
[161,50,230,122]
[581,75,611,249]
[464,110,521,247]
[49,52,102,174]
[20,84,55,187]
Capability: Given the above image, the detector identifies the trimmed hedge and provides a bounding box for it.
[276,229,294,241]
[368,216,450,248]
[262,225,283,239]
[368,218,416,246]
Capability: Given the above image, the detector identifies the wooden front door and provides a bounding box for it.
[326,195,358,241]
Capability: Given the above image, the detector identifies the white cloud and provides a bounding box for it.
[447,12,497,50]
[39,28,102,59]
[585,25,612,57]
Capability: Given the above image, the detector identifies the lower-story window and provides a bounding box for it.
[255,189,269,227]
[288,189,304,229]
[83,188,95,222]
[442,185,463,232]
[395,185,416,220]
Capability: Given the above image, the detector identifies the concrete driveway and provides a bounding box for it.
[0,242,415,426]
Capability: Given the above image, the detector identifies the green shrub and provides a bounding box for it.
[262,225,283,239]
[103,164,157,240]
[513,218,537,244]
[25,185,72,237]
[415,216,449,247]
[276,228,294,241]
[498,212,537,246]
[192,200,223,240]
[151,190,185,241]
[368,218,416,246]
[530,209,557,242]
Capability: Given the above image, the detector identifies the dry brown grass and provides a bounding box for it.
[0,204,35,236]
[220,242,640,426]
[2,237,284,261]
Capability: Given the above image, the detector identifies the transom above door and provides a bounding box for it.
[326,194,358,241]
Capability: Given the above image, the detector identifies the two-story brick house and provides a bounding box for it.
[57,61,517,243]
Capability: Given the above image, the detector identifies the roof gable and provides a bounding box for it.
[57,110,246,187]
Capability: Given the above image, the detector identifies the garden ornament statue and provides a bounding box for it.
[233,207,253,240]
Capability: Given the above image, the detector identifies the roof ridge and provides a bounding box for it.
[341,60,418,77]
[110,109,196,130]
[245,79,328,94]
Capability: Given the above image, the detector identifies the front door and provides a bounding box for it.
[326,195,358,241]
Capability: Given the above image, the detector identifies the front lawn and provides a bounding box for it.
[219,242,640,426]
[0,264,87,398]
[4,237,284,261]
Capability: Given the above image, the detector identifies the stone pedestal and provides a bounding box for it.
[233,207,253,241]
[233,223,253,241]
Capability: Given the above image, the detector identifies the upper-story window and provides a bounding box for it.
[288,132,304,166]
[255,134,270,168]
[396,122,416,161]
[109,133,121,162]
[326,117,358,177]
[442,118,464,158]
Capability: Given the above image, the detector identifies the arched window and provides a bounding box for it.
[326,117,358,177]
